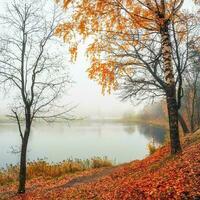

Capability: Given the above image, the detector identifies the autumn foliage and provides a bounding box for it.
[54,0,193,94]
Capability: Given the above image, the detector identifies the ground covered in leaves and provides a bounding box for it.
[1,131,200,200]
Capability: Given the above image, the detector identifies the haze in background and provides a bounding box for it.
[0,0,193,119]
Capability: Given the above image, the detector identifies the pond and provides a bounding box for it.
[0,121,167,168]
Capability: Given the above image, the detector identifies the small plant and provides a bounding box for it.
[91,157,113,168]
[164,132,170,145]
[147,139,157,155]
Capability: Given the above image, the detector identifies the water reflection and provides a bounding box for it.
[123,123,166,144]
[0,121,166,168]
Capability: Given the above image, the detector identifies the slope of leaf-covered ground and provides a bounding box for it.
[1,131,200,200]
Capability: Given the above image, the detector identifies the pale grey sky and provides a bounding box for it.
[0,0,194,119]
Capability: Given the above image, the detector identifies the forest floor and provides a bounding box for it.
[0,130,200,200]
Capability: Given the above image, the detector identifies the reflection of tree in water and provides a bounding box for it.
[123,123,166,144]
[139,125,166,144]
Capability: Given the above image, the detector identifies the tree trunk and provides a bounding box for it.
[197,99,200,128]
[190,88,196,133]
[160,19,182,154]
[18,107,31,194]
[166,88,182,154]
[178,112,190,135]
[18,132,29,193]
[190,116,195,133]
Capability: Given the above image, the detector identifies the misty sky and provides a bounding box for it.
[0,0,194,119]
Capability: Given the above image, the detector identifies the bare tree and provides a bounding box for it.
[0,0,72,193]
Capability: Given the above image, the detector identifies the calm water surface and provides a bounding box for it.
[0,121,166,168]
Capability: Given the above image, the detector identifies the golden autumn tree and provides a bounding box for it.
[55,0,197,154]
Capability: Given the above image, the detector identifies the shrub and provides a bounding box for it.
[147,142,157,155]
[91,157,113,168]
[163,131,170,145]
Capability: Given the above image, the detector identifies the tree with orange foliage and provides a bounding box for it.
[56,0,198,154]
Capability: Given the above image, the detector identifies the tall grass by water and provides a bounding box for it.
[0,157,113,186]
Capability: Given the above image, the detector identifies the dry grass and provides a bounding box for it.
[91,157,113,168]
[0,157,113,186]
